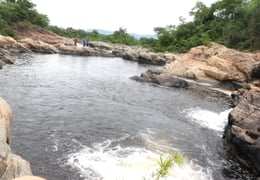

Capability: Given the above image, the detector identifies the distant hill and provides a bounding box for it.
[86,29,156,39]
[86,29,113,35]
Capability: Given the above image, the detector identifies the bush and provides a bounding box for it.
[242,82,251,90]
[31,12,49,28]
[18,20,31,29]
[0,17,15,37]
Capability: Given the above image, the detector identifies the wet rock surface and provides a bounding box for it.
[223,89,260,176]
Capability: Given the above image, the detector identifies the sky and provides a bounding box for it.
[31,0,218,35]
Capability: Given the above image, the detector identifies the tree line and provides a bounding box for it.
[152,0,260,52]
[47,26,139,46]
[0,0,259,52]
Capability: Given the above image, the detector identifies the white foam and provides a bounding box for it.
[185,108,232,131]
[66,137,213,180]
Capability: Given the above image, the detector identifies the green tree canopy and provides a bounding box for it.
[0,0,49,37]
[142,0,260,52]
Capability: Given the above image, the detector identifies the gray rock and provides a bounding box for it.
[89,41,112,50]
[223,89,260,175]
[156,76,188,88]
[130,69,188,88]
[0,48,15,65]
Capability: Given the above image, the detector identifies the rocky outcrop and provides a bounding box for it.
[0,35,24,68]
[112,44,176,65]
[19,38,59,54]
[0,35,17,49]
[0,35,31,54]
[223,89,260,176]
[0,36,30,69]
[89,41,113,50]
[0,48,15,69]
[0,97,34,179]
[130,69,188,88]
[130,43,260,92]
[138,52,167,65]
[163,43,260,82]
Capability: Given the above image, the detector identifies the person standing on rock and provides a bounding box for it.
[83,39,89,47]
[73,39,78,46]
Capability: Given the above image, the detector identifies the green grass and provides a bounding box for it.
[155,156,173,179]
[149,152,185,180]
[172,152,184,166]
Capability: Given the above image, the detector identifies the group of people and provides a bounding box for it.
[82,39,89,47]
[73,39,89,47]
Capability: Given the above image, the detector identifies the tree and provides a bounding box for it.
[246,0,260,49]
[109,27,138,45]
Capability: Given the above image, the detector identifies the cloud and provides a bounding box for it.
[32,0,217,34]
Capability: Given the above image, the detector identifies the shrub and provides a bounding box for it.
[242,82,251,90]
[18,20,31,29]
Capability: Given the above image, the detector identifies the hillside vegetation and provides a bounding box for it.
[0,0,49,37]
[0,0,260,53]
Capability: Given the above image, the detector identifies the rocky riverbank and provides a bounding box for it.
[0,97,45,180]
[0,24,176,68]
[131,43,260,87]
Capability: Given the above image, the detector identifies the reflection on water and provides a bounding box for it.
[0,54,254,180]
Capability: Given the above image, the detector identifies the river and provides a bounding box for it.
[0,54,254,180]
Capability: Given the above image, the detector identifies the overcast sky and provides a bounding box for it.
[31,0,218,35]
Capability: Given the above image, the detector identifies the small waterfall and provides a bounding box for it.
[66,131,213,180]
[184,108,232,132]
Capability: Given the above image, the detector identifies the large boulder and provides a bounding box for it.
[0,35,17,48]
[0,97,33,180]
[138,52,166,65]
[163,43,260,82]
[0,35,31,54]
[223,89,260,176]
[89,41,112,50]
[130,69,188,88]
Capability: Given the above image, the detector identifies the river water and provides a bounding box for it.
[0,54,254,180]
